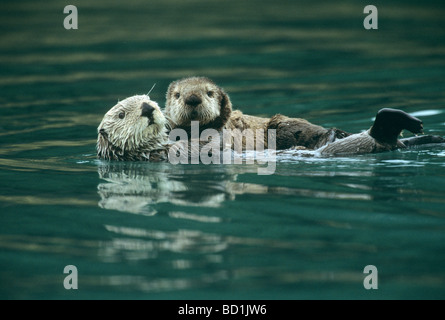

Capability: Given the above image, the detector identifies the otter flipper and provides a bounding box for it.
[370,108,423,146]
[400,135,445,147]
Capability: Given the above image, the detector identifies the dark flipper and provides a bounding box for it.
[370,108,444,148]
[400,135,445,147]
[370,108,424,146]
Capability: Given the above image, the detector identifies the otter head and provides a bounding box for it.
[165,76,233,132]
[97,95,169,161]
[370,108,424,145]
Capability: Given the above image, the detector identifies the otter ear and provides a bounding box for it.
[219,89,233,125]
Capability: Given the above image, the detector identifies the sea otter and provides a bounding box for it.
[97,95,170,161]
[164,76,444,151]
[165,77,351,149]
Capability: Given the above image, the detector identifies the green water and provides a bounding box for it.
[1,0,445,299]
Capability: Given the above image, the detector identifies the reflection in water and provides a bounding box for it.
[93,160,385,293]
[97,270,230,293]
[96,160,382,215]
[95,224,378,293]
[97,162,238,214]
[4,227,444,296]
[101,225,228,260]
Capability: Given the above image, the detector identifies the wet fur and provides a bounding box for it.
[319,108,425,155]
[97,94,222,162]
[97,95,169,161]
[97,85,444,161]
[165,76,350,149]
[164,77,444,154]
[165,77,232,134]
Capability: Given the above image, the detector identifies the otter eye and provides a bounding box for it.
[174,92,180,99]
[207,91,214,98]
[118,112,125,119]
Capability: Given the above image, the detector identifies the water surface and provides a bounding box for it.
[1,0,445,299]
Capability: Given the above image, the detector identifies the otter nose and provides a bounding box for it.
[185,94,202,107]
[141,102,155,118]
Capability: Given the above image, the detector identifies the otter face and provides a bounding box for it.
[97,95,168,161]
[165,77,232,130]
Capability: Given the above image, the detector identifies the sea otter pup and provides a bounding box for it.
[165,76,444,151]
[165,76,350,149]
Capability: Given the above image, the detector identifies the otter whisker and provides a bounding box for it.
[147,83,156,96]
[163,115,174,131]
